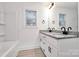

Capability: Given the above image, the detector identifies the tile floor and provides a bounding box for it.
[17,48,46,57]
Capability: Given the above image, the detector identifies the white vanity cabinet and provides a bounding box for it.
[40,32,79,57]
[40,33,58,57]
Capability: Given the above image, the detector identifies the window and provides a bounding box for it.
[26,10,37,26]
[59,14,65,27]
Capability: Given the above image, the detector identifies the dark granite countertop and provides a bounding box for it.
[40,30,79,39]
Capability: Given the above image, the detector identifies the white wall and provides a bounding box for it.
[2,2,48,50]
[78,2,79,32]
[0,3,6,42]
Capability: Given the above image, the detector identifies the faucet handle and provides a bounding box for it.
[67,27,72,31]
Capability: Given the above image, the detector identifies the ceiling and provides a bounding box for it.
[42,2,78,9]
[55,2,78,9]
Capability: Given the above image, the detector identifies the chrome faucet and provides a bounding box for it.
[61,27,66,31]
[61,27,72,35]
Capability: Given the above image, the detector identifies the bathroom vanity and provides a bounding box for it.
[40,31,79,57]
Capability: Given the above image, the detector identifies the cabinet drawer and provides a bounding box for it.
[40,39,49,56]
[45,35,57,48]
[40,33,47,40]
[40,33,57,48]
[40,39,46,49]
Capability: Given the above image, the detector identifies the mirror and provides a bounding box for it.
[48,2,78,32]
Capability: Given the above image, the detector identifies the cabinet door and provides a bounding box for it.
[51,45,57,57]
[40,38,48,56]
[47,43,57,57]
[44,35,57,48]
[58,38,79,57]
[44,42,51,57]
[47,45,52,57]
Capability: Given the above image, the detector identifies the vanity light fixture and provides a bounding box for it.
[49,2,54,9]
